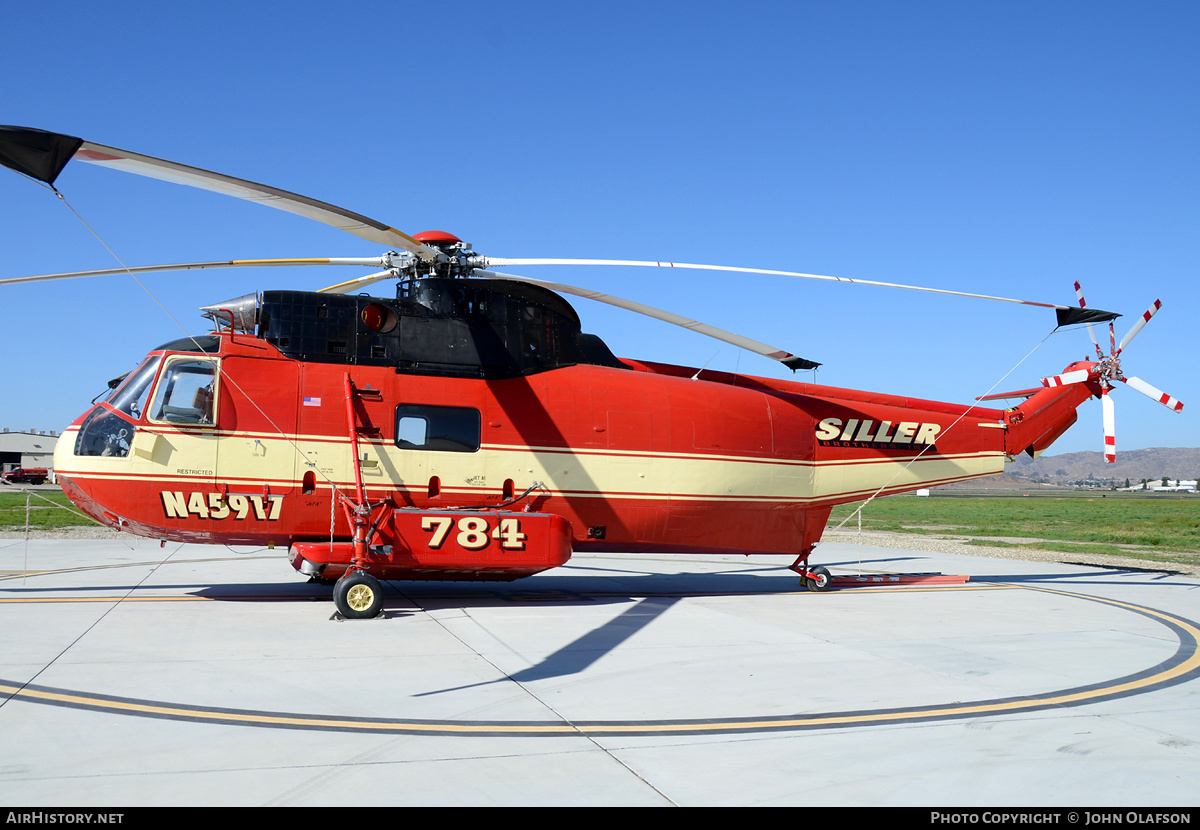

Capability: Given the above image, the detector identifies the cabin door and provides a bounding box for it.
[212,356,299,522]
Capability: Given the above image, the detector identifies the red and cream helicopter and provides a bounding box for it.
[0,126,1183,618]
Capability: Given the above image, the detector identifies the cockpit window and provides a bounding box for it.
[75,409,135,458]
[148,357,218,425]
[107,355,163,420]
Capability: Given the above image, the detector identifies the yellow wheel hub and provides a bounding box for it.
[346,583,375,612]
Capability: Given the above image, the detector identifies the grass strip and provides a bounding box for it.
[830,494,1200,564]
[0,491,101,529]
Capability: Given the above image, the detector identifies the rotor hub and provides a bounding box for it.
[395,231,487,281]
[1094,355,1120,388]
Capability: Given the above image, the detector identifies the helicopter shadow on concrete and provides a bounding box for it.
[965,567,1196,589]
[411,594,682,695]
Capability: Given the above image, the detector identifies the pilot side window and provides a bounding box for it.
[395,404,480,453]
[148,357,218,425]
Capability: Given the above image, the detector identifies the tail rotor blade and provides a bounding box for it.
[1116,300,1162,355]
[1118,376,1184,413]
[1073,280,1087,309]
[1042,369,1091,388]
[1102,388,1116,464]
[1074,281,1104,359]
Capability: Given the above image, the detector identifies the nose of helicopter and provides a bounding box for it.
[51,414,127,532]
[52,428,101,527]
[52,426,75,477]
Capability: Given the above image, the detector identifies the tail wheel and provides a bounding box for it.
[334,571,384,619]
[806,566,832,593]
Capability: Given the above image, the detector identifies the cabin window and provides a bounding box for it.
[148,357,218,425]
[394,405,480,453]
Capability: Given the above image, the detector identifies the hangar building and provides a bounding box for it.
[0,429,59,476]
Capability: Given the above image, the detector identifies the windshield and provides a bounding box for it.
[107,355,163,420]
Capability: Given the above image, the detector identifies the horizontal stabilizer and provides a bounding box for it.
[976,387,1042,401]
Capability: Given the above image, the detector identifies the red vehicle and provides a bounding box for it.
[1,467,48,485]
[0,127,1184,618]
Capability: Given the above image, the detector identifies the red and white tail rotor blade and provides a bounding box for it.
[1116,299,1162,355]
[1042,369,1091,388]
[1118,376,1184,413]
[1102,388,1116,464]
[1074,281,1104,359]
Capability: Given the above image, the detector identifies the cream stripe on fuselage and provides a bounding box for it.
[56,426,1005,505]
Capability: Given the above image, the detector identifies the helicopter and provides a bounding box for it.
[0,125,1184,618]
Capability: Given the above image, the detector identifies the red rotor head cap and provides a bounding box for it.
[413,230,462,245]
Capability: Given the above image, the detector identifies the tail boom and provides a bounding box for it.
[1004,361,1099,459]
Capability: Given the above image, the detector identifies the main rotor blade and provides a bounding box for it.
[0,257,391,287]
[0,126,437,261]
[485,258,1121,325]
[319,270,402,294]
[318,269,400,295]
[473,269,819,371]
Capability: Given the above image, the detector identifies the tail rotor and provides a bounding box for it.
[1044,286,1183,463]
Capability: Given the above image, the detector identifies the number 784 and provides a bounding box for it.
[420,516,528,551]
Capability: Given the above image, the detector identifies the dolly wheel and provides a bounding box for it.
[334,572,384,619]
[806,566,832,593]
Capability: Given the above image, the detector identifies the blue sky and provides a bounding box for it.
[2,1,1196,456]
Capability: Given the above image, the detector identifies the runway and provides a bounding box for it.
[2,535,1199,806]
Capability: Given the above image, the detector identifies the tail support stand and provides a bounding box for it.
[789,548,832,592]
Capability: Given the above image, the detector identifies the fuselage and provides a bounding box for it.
[53,331,1025,557]
[52,281,1096,576]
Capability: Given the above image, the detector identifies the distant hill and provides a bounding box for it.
[1011,447,1200,482]
[937,447,1200,490]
